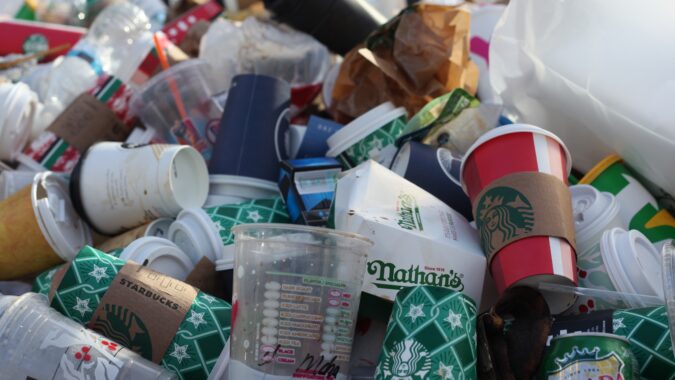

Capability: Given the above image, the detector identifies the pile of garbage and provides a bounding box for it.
[0,0,674,379]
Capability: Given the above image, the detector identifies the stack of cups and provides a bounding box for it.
[70,142,209,235]
[460,124,577,313]
[0,171,91,279]
[326,102,407,169]
[569,185,626,313]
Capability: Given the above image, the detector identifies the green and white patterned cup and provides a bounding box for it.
[49,246,232,380]
[375,286,477,380]
[613,305,675,378]
[32,264,64,296]
[168,197,290,267]
[327,102,407,169]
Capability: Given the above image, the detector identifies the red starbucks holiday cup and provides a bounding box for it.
[461,124,577,314]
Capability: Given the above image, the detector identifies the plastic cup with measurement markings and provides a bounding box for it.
[229,224,372,380]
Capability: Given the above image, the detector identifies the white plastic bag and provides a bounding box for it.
[490,0,675,195]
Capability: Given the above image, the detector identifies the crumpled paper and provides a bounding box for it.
[331,3,478,123]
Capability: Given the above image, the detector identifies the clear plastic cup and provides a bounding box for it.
[130,59,222,162]
[230,224,372,380]
[0,292,176,379]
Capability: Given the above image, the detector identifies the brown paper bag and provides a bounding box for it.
[331,4,478,123]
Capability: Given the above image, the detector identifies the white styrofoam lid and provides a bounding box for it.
[32,172,92,261]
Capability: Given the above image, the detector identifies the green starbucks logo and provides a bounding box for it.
[476,187,534,254]
[90,304,153,359]
[23,34,48,55]
[380,339,432,379]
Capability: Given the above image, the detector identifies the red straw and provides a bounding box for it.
[152,33,189,121]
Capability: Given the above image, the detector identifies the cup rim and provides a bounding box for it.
[232,223,374,248]
[326,103,406,157]
[460,124,573,194]
[578,154,622,185]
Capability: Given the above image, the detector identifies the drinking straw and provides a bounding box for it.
[152,33,189,121]
[0,43,71,70]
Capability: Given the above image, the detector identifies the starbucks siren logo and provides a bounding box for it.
[381,339,432,379]
[475,187,534,253]
[23,34,49,55]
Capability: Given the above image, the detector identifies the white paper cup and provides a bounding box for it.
[168,208,223,264]
[71,142,209,235]
[205,175,278,208]
[118,237,194,280]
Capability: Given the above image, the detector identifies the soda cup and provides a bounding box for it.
[229,224,372,379]
[541,332,637,379]
[0,292,176,379]
[461,124,577,314]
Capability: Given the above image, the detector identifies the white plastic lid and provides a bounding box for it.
[570,185,618,242]
[207,175,278,206]
[120,237,194,280]
[601,228,664,306]
[661,241,675,347]
[146,218,174,239]
[460,124,573,193]
[0,83,37,162]
[31,172,92,261]
[168,208,223,264]
[326,102,406,157]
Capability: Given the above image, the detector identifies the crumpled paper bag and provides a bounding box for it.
[331,3,478,123]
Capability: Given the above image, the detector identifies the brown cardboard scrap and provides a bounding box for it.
[89,262,198,363]
[330,4,478,123]
[184,256,227,300]
[47,93,128,152]
[472,172,576,263]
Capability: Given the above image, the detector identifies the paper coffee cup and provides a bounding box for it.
[390,141,472,221]
[569,185,627,313]
[71,142,209,235]
[204,175,279,208]
[460,124,576,314]
[580,154,675,251]
[0,172,91,279]
[118,237,194,281]
[169,197,290,266]
[326,102,407,169]
[96,218,173,252]
[375,286,477,380]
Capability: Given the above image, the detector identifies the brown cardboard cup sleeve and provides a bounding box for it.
[88,262,198,363]
[472,172,576,263]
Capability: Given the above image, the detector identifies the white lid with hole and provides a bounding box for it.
[207,175,278,207]
[601,228,664,307]
[31,172,92,261]
[571,185,623,246]
[119,237,194,280]
[145,218,173,239]
[168,208,223,264]
[326,102,406,157]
